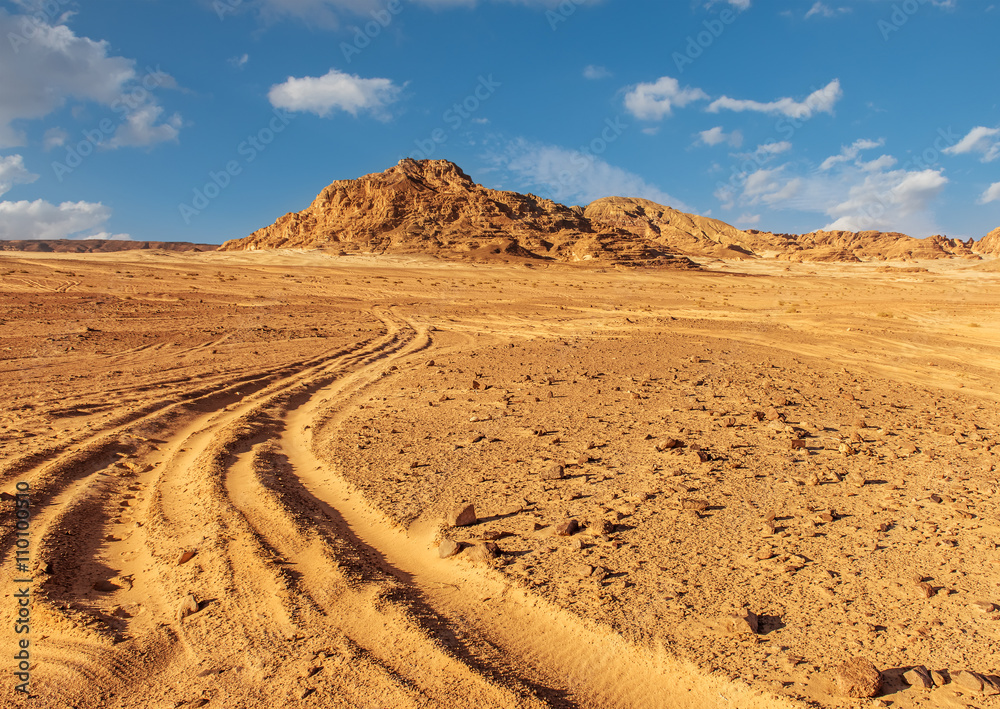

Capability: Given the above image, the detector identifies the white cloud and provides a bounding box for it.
[753,141,792,156]
[229,53,250,69]
[820,138,884,170]
[107,104,182,148]
[697,126,743,148]
[707,79,842,119]
[0,154,38,197]
[743,167,802,206]
[42,127,68,151]
[737,213,761,225]
[624,76,708,121]
[942,126,1000,162]
[268,68,403,119]
[978,182,1000,204]
[824,168,947,232]
[804,2,850,18]
[717,135,950,234]
[493,138,690,210]
[0,199,126,240]
[583,65,611,80]
[0,13,182,148]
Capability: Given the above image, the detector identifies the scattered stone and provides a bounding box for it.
[839,443,857,456]
[845,471,867,487]
[438,538,461,559]
[970,601,996,613]
[178,550,196,565]
[575,564,594,578]
[681,499,709,511]
[590,519,615,535]
[930,670,949,687]
[953,670,985,694]
[541,464,564,481]
[706,608,758,636]
[903,666,933,690]
[471,380,481,389]
[176,594,199,621]
[657,438,683,451]
[466,542,501,563]
[554,519,579,536]
[446,503,477,527]
[915,582,935,599]
[790,439,807,449]
[93,580,118,593]
[831,657,882,698]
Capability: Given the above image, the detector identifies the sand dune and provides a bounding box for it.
[1,250,998,708]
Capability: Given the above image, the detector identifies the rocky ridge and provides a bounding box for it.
[220,159,999,266]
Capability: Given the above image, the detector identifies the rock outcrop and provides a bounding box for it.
[974,227,1000,257]
[220,159,994,266]
[219,159,696,268]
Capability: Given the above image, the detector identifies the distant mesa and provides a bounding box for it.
[0,239,217,254]
[218,159,997,267]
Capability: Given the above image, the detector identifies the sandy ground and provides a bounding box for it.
[0,250,998,709]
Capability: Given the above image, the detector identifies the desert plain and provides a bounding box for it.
[1,248,998,709]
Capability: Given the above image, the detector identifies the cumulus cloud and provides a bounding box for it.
[707,79,842,119]
[0,154,38,197]
[978,182,1000,204]
[107,104,182,148]
[624,76,708,121]
[942,126,1000,162]
[0,199,126,240]
[716,135,949,234]
[0,13,182,148]
[696,126,743,148]
[268,68,403,119]
[824,168,948,232]
[492,138,690,210]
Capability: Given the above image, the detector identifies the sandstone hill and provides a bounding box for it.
[220,159,997,266]
[974,227,1000,256]
[0,239,217,253]
[219,159,696,269]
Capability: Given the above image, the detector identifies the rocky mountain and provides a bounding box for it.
[219,159,997,266]
[974,227,1000,257]
[219,159,695,268]
[0,239,216,253]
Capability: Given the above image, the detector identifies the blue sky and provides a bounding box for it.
[0,0,997,243]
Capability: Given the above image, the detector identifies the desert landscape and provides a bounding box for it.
[1,160,998,709]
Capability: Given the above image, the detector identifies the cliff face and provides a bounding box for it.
[974,228,1000,257]
[220,159,992,266]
